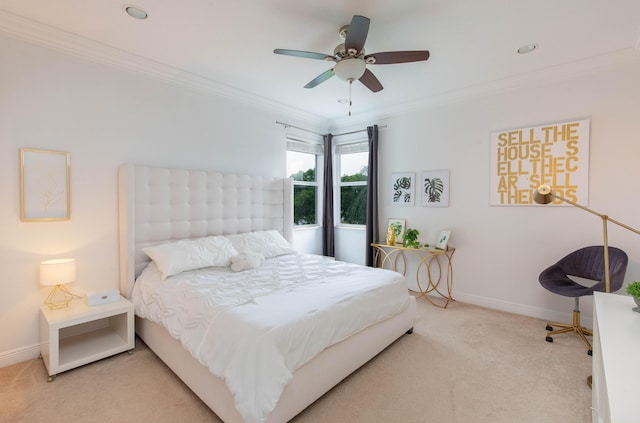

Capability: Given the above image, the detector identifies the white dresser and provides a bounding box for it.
[592,292,640,422]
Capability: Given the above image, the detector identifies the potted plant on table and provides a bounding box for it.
[402,228,421,249]
[625,281,640,312]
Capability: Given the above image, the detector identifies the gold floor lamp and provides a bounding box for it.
[534,184,640,293]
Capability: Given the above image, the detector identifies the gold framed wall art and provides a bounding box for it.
[489,119,590,206]
[20,148,70,222]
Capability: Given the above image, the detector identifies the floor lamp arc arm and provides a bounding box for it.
[606,216,640,236]
[552,193,640,235]
[547,192,640,237]
[534,184,640,293]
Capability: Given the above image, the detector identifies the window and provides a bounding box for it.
[337,142,368,225]
[286,139,322,226]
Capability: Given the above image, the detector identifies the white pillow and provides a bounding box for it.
[142,235,238,279]
[226,230,295,258]
[230,252,265,272]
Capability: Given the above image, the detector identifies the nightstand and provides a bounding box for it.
[39,296,134,381]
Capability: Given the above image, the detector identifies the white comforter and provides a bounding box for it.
[132,253,410,423]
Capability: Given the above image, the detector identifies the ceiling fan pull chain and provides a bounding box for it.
[349,79,353,116]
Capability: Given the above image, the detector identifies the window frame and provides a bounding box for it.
[336,140,369,227]
[286,137,323,227]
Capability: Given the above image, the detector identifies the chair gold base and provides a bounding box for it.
[545,309,593,351]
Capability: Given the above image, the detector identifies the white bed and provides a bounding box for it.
[118,164,417,423]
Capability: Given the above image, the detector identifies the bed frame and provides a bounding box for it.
[118,164,416,422]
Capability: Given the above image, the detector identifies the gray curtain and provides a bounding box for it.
[322,133,335,257]
[365,125,379,266]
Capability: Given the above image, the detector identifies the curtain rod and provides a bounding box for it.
[333,125,387,137]
[275,121,323,136]
[275,121,387,137]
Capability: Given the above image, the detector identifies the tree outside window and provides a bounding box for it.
[339,151,368,225]
[287,149,318,225]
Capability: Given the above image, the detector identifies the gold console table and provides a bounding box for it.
[371,243,455,308]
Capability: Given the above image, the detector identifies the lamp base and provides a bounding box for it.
[44,285,81,309]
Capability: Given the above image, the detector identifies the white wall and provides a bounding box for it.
[335,226,366,264]
[2,31,640,367]
[335,60,640,327]
[0,34,325,365]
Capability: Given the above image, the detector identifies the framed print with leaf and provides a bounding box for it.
[435,230,451,250]
[391,172,415,206]
[422,169,450,207]
[387,218,406,244]
[20,148,70,221]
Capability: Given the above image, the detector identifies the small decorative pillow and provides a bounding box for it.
[142,235,238,279]
[226,230,295,258]
[230,252,266,272]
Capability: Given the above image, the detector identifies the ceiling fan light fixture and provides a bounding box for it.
[274,14,428,95]
[333,58,366,81]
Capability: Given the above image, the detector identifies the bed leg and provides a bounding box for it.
[406,327,414,334]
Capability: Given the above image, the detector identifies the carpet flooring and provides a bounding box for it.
[0,298,592,422]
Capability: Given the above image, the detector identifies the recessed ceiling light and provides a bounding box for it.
[124,5,148,20]
[517,43,538,54]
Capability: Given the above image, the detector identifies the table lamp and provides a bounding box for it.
[40,258,80,309]
[534,184,640,293]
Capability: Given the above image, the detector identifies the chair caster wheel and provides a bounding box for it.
[545,325,553,331]
[545,336,553,343]
[588,349,592,356]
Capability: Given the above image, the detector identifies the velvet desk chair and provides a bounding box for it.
[539,245,628,354]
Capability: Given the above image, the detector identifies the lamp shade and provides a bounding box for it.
[40,259,76,287]
[333,58,366,81]
[533,184,554,205]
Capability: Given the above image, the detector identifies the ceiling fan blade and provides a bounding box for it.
[304,69,335,88]
[359,69,383,92]
[344,15,370,54]
[274,49,334,61]
[365,51,430,64]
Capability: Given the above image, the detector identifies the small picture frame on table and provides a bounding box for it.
[387,218,406,244]
[435,230,451,250]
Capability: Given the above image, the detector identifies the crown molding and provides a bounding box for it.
[330,47,640,129]
[2,10,638,130]
[0,10,326,126]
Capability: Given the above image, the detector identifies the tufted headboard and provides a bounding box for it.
[118,164,293,298]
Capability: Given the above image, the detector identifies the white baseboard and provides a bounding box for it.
[0,343,40,368]
[453,292,594,329]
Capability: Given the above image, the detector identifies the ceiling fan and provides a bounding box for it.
[274,15,430,93]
